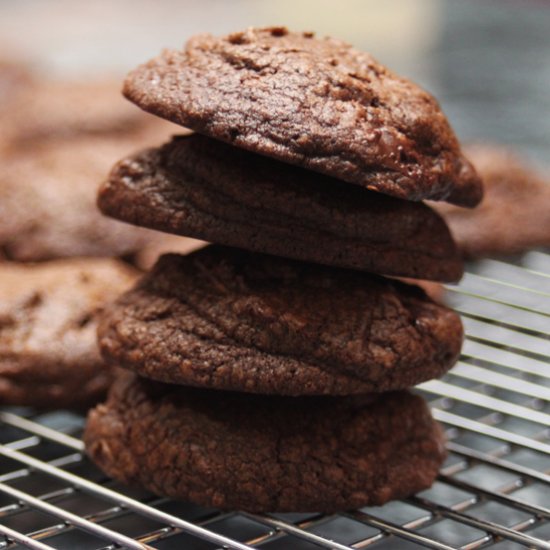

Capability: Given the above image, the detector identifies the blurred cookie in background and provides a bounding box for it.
[0,72,199,265]
[0,57,33,105]
[0,258,138,409]
[1,77,175,152]
[432,145,550,258]
[0,135,194,262]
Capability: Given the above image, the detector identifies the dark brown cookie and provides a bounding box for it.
[123,27,482,206]
[432,145,550,258]
[98,246,463,395]
[100,134,463,282]
[0,258,138,409]
[84,372,446,512]
[0,136,196,262]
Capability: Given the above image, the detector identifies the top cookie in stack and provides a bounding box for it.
[99,26,482,284]
[123,27,481,207]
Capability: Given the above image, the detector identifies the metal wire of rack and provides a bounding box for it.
[0,253,548,550]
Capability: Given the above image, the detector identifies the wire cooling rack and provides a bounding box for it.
[0,252,548,550]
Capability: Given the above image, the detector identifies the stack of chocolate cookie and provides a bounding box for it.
[85,27,482,513]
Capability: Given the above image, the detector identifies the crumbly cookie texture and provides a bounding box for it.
[98,246,463,395]
[99,134,463,282]
[0,258,137,409]
[123,27,482,206]
[85,372,446,512]
[432,144,550,258]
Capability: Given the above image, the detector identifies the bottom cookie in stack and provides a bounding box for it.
[84,372,446,513]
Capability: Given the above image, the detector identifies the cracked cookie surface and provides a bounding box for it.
[123,27,482,206]
[98,246,463,395]
[84,372,446,512]
[0,258,137,408]
[99,134,463,282]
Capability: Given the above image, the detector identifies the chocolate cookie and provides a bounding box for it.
[1,78,175,152]
[432,145,550,258]
[0,258,138,409]
[0,136,191,262]
[100,134,463,282]
[123,27,482,206]
[99,247,463,395]
[85,372,446,512]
